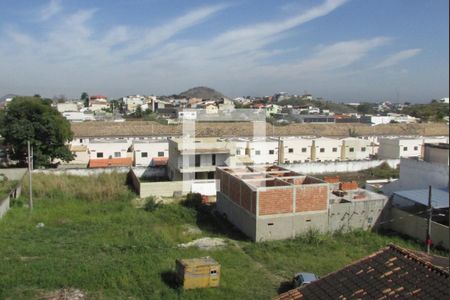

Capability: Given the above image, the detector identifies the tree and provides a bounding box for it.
[81,92,89,107]
[134,105,143,118]
[0,96,74,167]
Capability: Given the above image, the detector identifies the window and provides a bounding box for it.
[255,150,261,155]
[301,148,307,153]
[158,151,164,157]
[96,152,103,158]
[195,155,201,167]
[320,148,325,153]
[141,152,148,158]
[114,152,121,158]
[79,139,83,143]
[268,222,274,226]
[361,147,366,152]
[367,217,373,224]
[332,147,337,152]
[212,154,216,166]
[349,147,354,152]
[288,148,294,153]
[403,146,408,151]
[236,149,241,155]
[414,146,418,151]
[269,150,275,155]
[210,270,217,275]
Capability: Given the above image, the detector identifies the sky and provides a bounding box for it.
[0,0,448,102]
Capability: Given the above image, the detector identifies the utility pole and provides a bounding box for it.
[426,185,432,254]
[27,140,33,211]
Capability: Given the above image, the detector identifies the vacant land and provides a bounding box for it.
[71,121,449,138]
[0,173,443,299]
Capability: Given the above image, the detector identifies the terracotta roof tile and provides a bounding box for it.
[274,244,449,300]
[88,158,132,168]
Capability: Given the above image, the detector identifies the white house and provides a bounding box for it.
[340,137,372,160]
[62,111,95,122]
[378,137,423,159]
[57,102,78,113]
[132,139,169,167]
[279,137,314,163]
[247,138,279,164]
[312,137,342,162]
[87,139,131,160]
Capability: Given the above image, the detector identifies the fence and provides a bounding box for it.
[388,207,449,250]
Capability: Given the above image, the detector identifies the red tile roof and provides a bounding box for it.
[274,244,449,300]
[88,158,132,168]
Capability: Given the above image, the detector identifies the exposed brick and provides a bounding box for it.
[296,185,327,212]
[324,176,340,183]
[259,188,293,215]
[340,181,358,191]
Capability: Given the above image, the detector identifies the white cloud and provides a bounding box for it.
[374,48,422,69]
[39,0,62,21]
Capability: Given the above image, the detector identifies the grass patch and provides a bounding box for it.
[0,173,444,299]
[0,179,18,199]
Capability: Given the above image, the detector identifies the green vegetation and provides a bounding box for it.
[277,98,357,114]
[403,102,449,122]
[0,178,18,199]
[0,172,441,299]
[0,96,74,167]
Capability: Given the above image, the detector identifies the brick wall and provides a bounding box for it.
[229,175,242,204]
[259,188,293,216]
[324,176,340,183]
[340,181,358,191]
[296,185,328,212]
[241,184,253,212]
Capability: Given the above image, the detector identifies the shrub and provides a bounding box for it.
[183,193,203,209]
[143,196,161,212]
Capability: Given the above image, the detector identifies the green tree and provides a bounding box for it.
[81,92,89,107]
[134,105,143,118]
[0,96,74,167]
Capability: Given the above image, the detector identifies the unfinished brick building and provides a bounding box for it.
[216,165,388,242]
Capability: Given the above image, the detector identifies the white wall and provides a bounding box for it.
[88,141,130,159]
[281,138,313,163]
[378,138,423,159]
[282,159,399,175]
[133,141,169,167]
[341,138,371,160]
[313,138,342,162]
[248,140,279,164]
[382,158,448,196]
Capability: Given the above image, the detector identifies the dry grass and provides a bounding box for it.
[22,172,134,202]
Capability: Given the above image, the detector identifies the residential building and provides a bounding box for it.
[423,143,449,165]
[168,137,236,181]
[132,139,169,167]
[246,138,279,164]
[68,145,89,167]
[340,137,371,160]
[122,95,145,113]
[216,165,387,242]
[57,102,78,113]
[312,137,342,162]
[278,137,314,163]
[275,244,449,300]
[378,137,423,159]
[62,111,95,122]
[87,138,131,160]
[205,104,219,114]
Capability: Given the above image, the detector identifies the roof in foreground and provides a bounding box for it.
[393,188,449,209]
[274,244,449,300]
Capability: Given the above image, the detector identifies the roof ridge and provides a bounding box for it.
[387,244,449,277]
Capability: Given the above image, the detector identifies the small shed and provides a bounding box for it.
[175,257,220,289]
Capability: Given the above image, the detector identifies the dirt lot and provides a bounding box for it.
[72,121,449,138]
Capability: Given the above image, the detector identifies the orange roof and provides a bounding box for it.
[151,157,168,166]
[88,157,132,168]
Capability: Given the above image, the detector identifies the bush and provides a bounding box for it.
[143,196,161,212]
[183,193,203,209]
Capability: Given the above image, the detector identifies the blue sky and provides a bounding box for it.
[0,0,448,102]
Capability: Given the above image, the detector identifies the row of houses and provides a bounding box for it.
[66,135,448,169]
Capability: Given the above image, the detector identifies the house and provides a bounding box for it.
[62,111,95,122]
[132,139,169,167]
[265,104,281,118]
[87,139,131,160]
[205,104,219,114]
[216,165,387,242]
[382,143,449,196]
[246,138,279,164]
[340,137,372,160]
[275,244,449,299]
[378,137,423,159]
[311,137,342,162]
[57,102,78,113]
[68,145,89,167]
[168,137,236,181]
[278,137,314,163]
[122,95,145,113]
[439,97,449,104]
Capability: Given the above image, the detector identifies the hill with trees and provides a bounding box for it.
[178,86,226,99]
